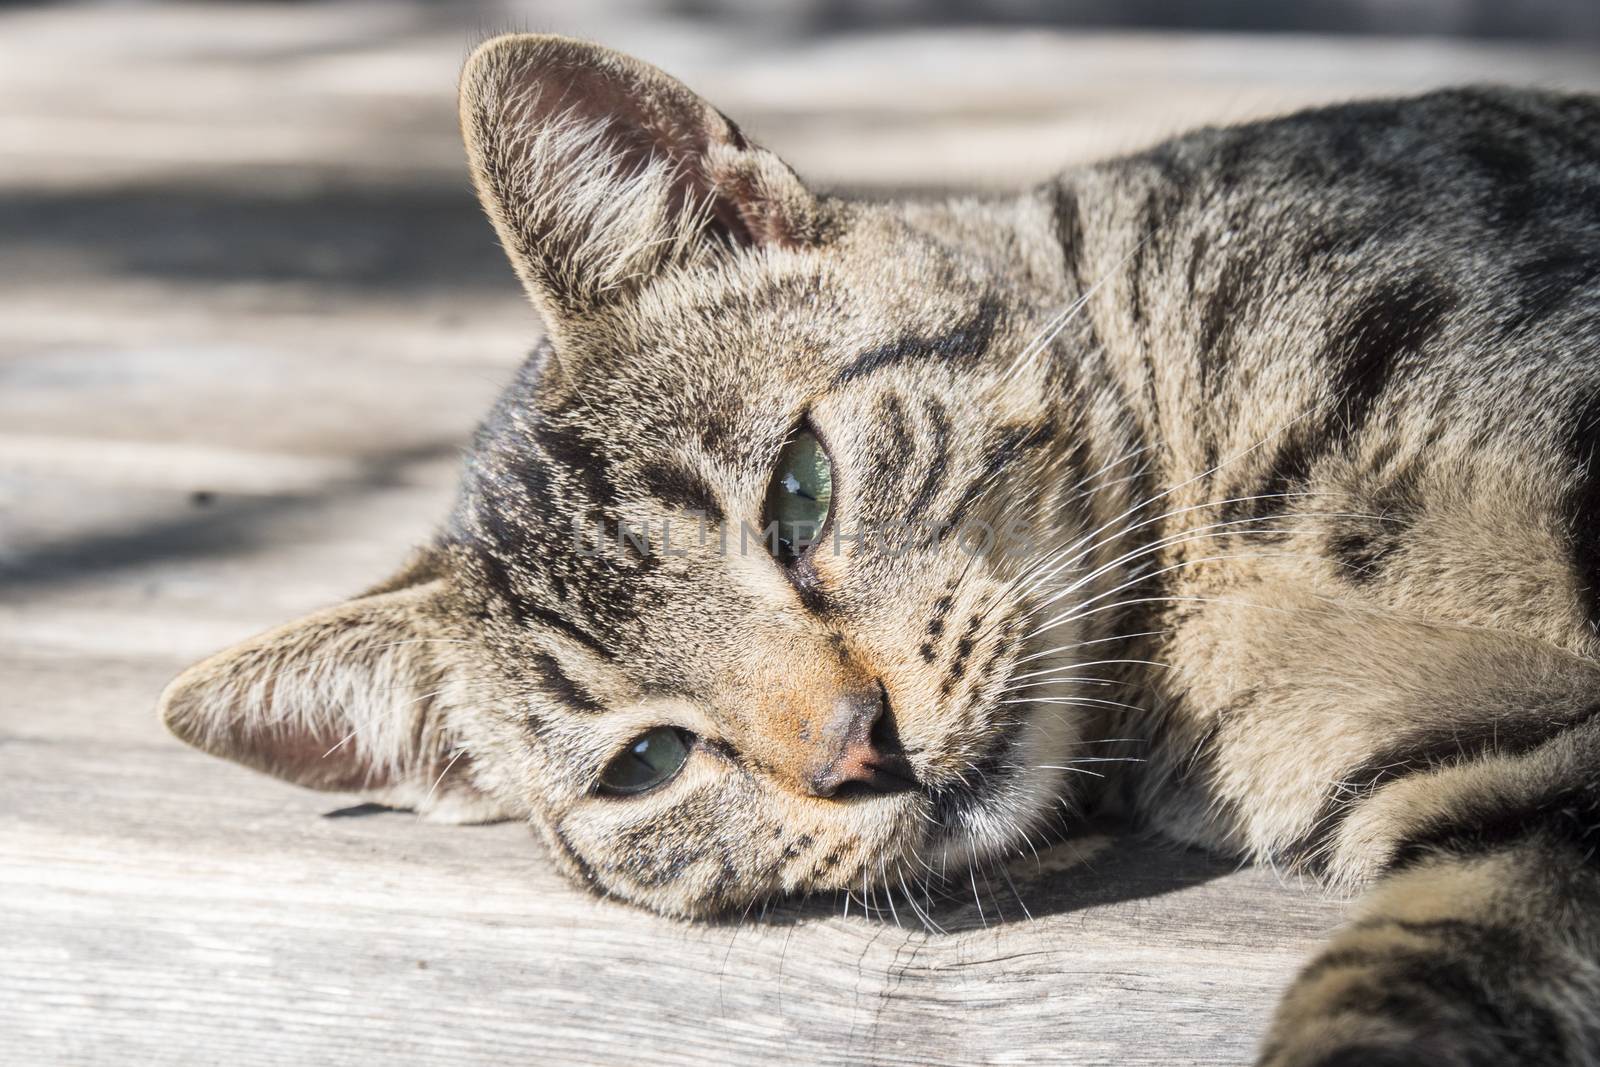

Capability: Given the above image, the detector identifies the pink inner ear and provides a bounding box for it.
[708,159,793,247]
[514,52,741,226]
[462,34,823,320]
[251,717,387,793]
[493,41,809,251]
[160,649,411,795]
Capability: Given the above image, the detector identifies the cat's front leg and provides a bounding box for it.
[1137,592,1600,1063]
[1260,836,1600,1066]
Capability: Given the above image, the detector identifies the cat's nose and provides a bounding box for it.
[804,685,918,798]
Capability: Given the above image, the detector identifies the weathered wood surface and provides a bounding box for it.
[4,4,1599,1064]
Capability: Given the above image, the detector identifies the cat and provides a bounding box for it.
[158,33,1600,1066]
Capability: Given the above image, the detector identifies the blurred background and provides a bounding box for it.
[5,3,1600,1063]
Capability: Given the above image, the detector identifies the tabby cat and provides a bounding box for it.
[159,33,1600,1065]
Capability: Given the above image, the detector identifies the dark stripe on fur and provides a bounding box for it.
[905,396,954,522]
[1286,703,1600,872]
[464,470,624,658]
[465,542,530,625]
[832,298,1002,386]
[1226,434,1317,529]
[636,458,723,523]
[1323,954,1553,1065]
[536,418,619,511]
[520,599,615,659]
[1125,147,1189,331]
[1501,244,1600,338]
[880,392,915,469]
[1326,464,1424,584]
[1052,184,1085,290]
[920,589,956,664]
[1390,776,1600,873]
[1321,276,1453,440]
[529,651,605,714]
[1566,388,1600,628]
[939,613,983,696]
[944,419,1057,532]
[1277,910,1574,1065]
[1463,128,1540,230]
[788,563,833,617]
[467,530,616,656]
[550,822,603,889]
[1195,252,1257,399]
[1225,277,1448,538]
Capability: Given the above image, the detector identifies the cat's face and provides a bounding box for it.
[160,35,1099,916]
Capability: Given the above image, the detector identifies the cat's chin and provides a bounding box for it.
[921,688,1090,872]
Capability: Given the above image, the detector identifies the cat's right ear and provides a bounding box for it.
[458,34,824,336]
[156,553,510,824]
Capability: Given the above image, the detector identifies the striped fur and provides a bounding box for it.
[158,35,1600,1063]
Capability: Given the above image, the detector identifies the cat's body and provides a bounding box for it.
[161,36,1600,1065]
[1062,89,1600,872]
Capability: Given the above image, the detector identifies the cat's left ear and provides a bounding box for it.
[156,553,511,824]
[458,33,825,333]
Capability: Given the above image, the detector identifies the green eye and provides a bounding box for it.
[597,727,693,796]
[763,429,833,564]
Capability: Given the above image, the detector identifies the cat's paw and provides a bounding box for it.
[1257,915,1562,1067]
[1258,1026,1479,1067]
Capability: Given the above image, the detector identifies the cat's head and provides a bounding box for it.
[159,34,1107,917]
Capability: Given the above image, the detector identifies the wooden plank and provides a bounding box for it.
[1,737,1346,1066]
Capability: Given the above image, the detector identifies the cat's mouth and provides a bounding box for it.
[916,667,1088,868]
[922,716,1032,853]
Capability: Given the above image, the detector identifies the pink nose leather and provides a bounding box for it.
[803,688,917,798]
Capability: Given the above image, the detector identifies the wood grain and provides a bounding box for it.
[4,4,1597,1064]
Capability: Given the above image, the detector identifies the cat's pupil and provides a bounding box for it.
[598,727,692,796]
[763,429,833,564]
